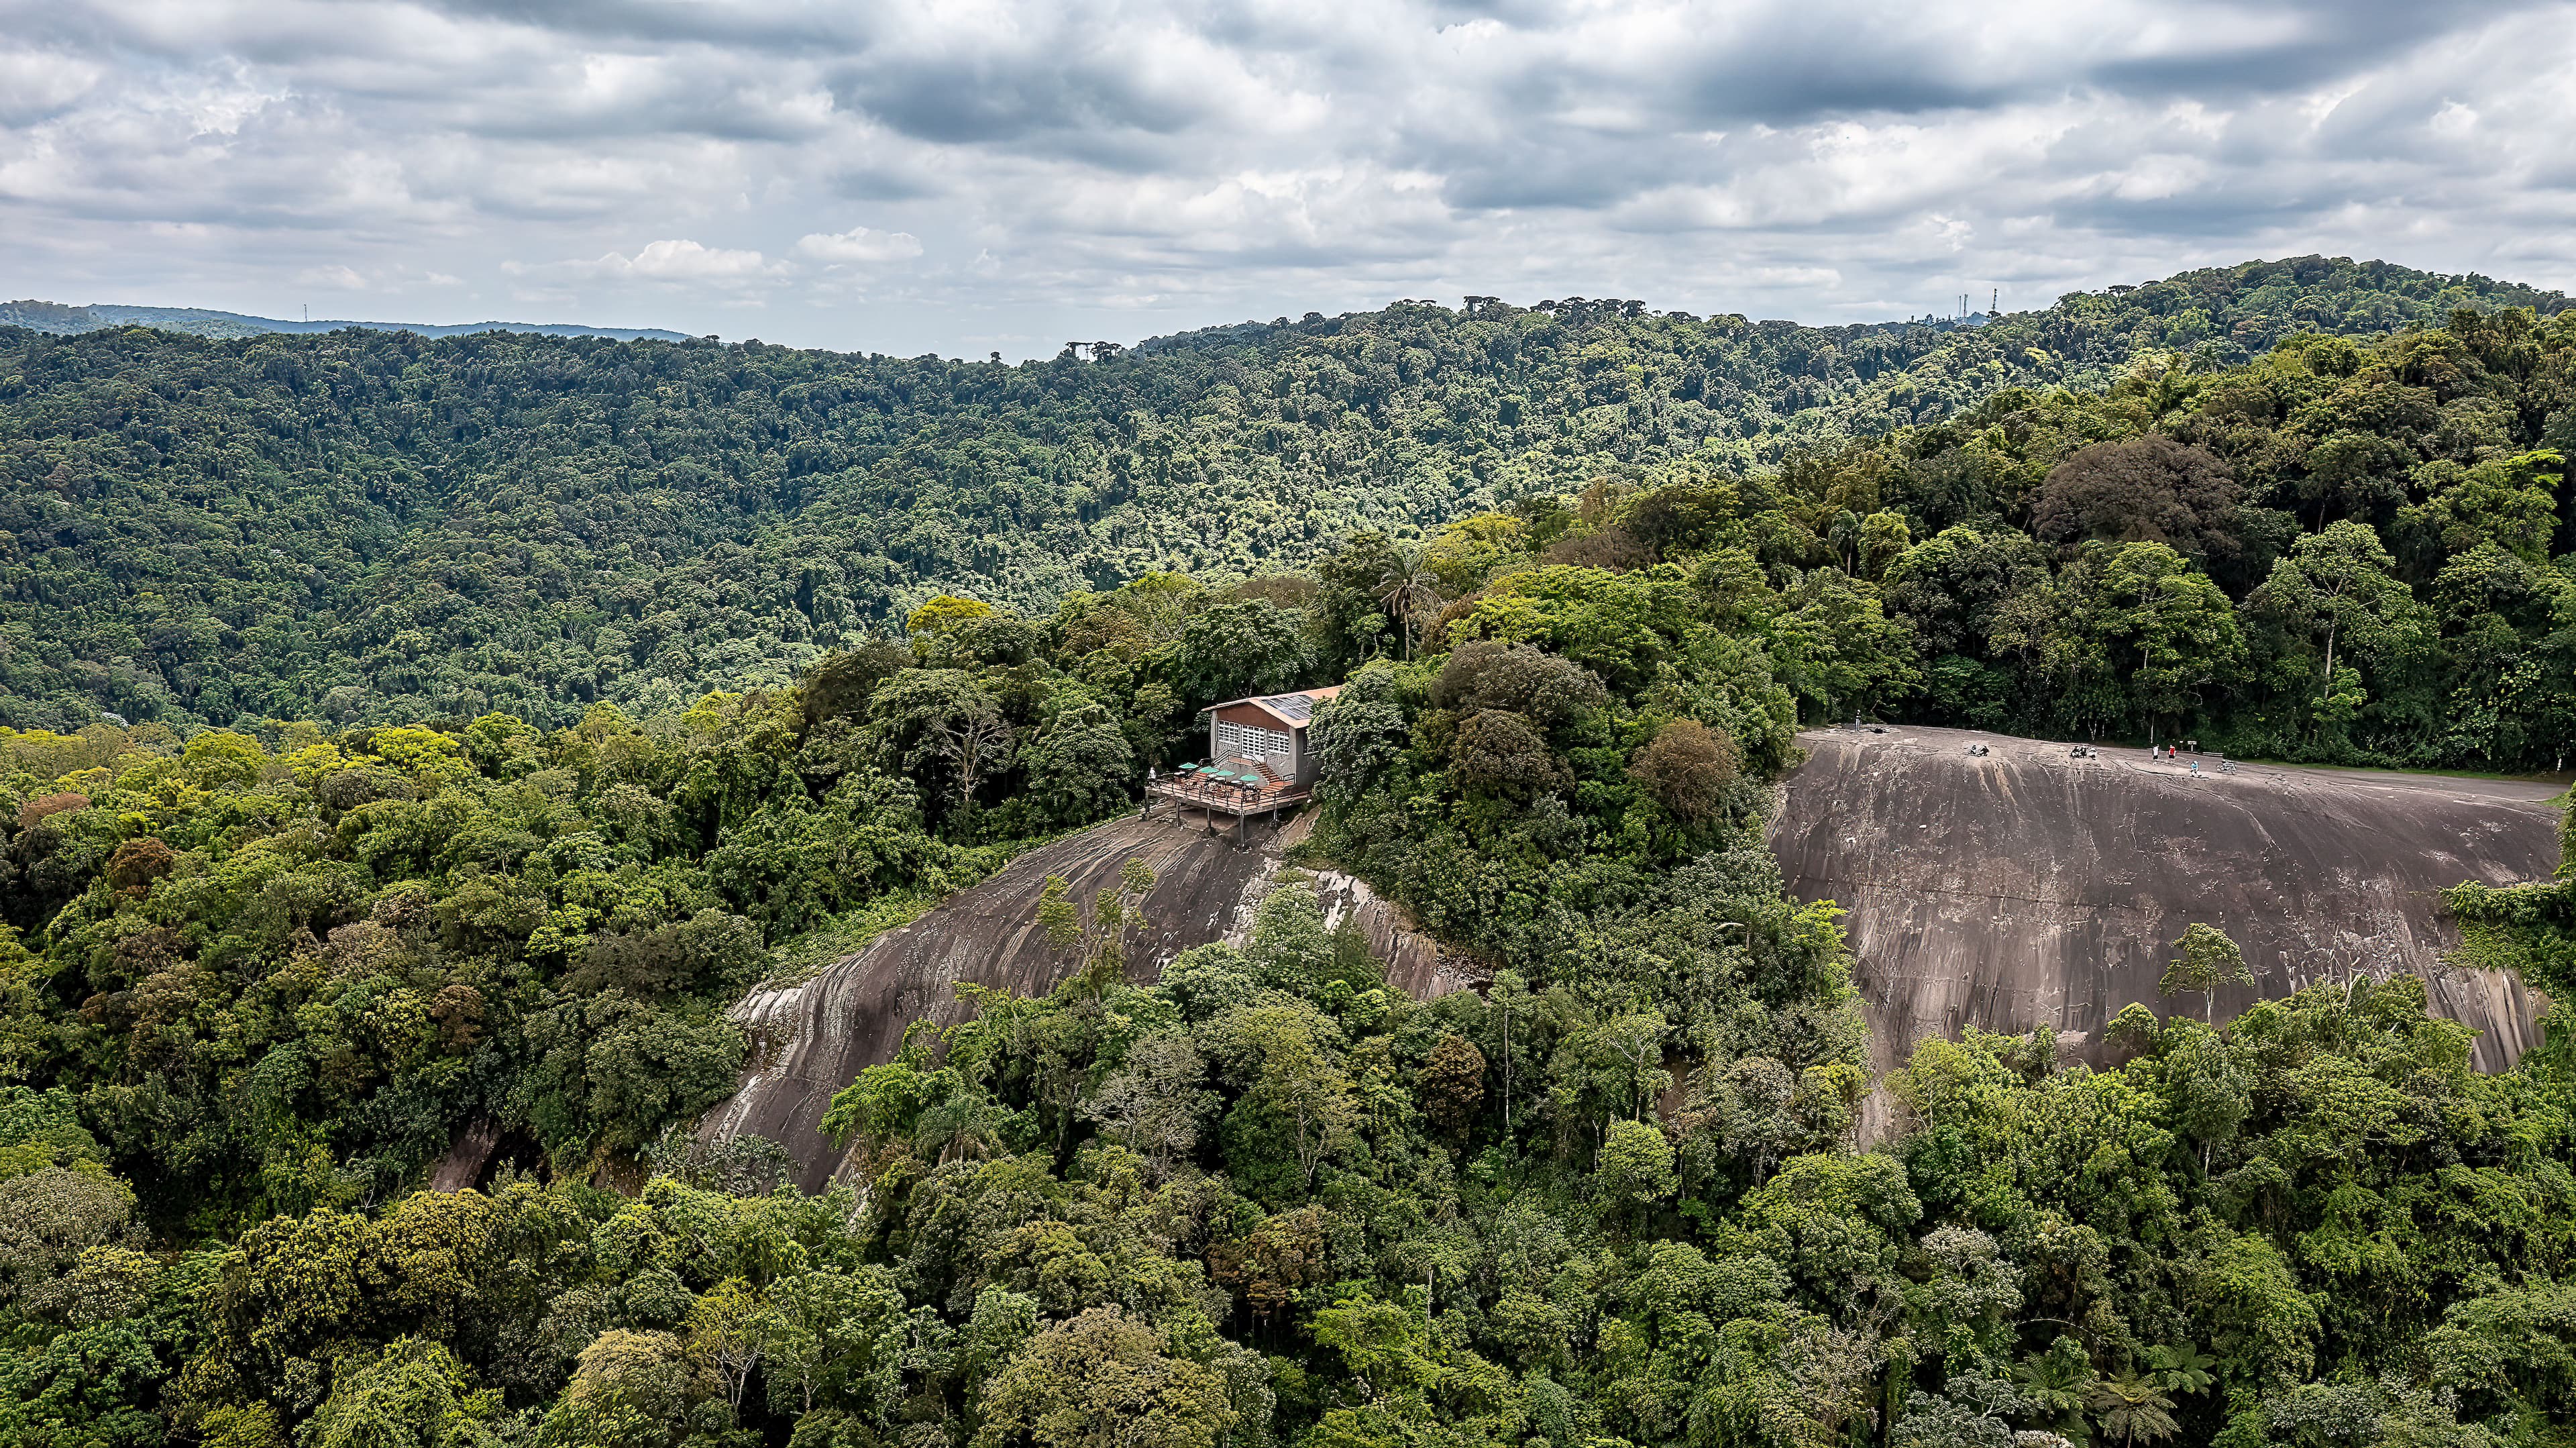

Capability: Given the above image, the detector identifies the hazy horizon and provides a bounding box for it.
[7,1,2575,359]
[3,272,2217,354]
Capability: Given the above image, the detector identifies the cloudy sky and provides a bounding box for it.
[5,0,2573,357]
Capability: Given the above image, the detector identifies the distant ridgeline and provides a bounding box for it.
[0,298,687,344]
[0,254,2567,733]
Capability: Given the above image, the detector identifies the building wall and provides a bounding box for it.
[1210,703,1297,777]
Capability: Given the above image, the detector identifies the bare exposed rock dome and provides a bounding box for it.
[1774,726,2556,1137]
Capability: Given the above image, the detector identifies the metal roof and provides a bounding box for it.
[1205,684,1342,730]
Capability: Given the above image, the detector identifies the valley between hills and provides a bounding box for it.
[5,255,2575,1448]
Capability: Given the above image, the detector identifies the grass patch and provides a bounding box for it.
[759,893,946,987]
[752,812,1134,988]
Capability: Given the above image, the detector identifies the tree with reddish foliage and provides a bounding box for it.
[1628,719,1738,823]
[15,792,89,831]
[2032,436,2243,564]
[1415,1034,1487,1136]
[103,837,174,892]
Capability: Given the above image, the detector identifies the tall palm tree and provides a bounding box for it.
[914,1092,1005,1166]
[1376,550,1445,660]
[2090,1372,2180,1448]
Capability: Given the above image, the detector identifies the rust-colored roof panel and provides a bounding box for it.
[1204,684,1344,729]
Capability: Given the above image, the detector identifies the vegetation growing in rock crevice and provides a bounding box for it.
[15,878,2569,1448]
[5,260,2575,1447]
[0,576,1310,1233]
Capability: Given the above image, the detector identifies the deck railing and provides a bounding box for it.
[1144,775,1309,816]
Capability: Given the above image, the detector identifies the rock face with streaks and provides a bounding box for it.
[699,808,1465,1192]
[1772,726,2557,1106]
[698,722,2558,1190]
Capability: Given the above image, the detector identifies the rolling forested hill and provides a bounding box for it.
[1,255,2562,731]
[6,260,2576,1448]
[0,299,687,344]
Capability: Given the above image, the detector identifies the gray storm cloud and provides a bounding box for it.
[1,0,2571,355]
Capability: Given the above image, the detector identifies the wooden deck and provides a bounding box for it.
[1144,776,1312,817]
[1144,756,1312,846]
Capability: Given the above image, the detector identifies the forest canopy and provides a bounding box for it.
[3,258,2576,1448]
[2,255,2563,735]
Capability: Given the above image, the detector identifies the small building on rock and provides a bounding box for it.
[1203,686,1341,788]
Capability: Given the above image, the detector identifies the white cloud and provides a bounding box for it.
[1,0,2573,352]
[0,51,103,125]
[793,225,922,264]
[577,238,784,285]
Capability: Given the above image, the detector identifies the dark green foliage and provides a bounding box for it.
[1696,308,2576,764]
[5,258,2576,1448]
[2445,797,2576,1019]
[1172,601,1313,707]
[2,258,2559,733]
[1306,540,1855,1019]
[9,712,2575,1448]
[0,603,1204,1229]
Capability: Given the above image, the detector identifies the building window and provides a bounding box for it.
[1216,721,1292,762]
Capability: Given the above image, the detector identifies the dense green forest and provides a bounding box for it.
[2,256,2563,736]
[1597,308,2576,770]
[6,258,2576,1448]
[7,668,2575,1447]
[7,505,2576,1446]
